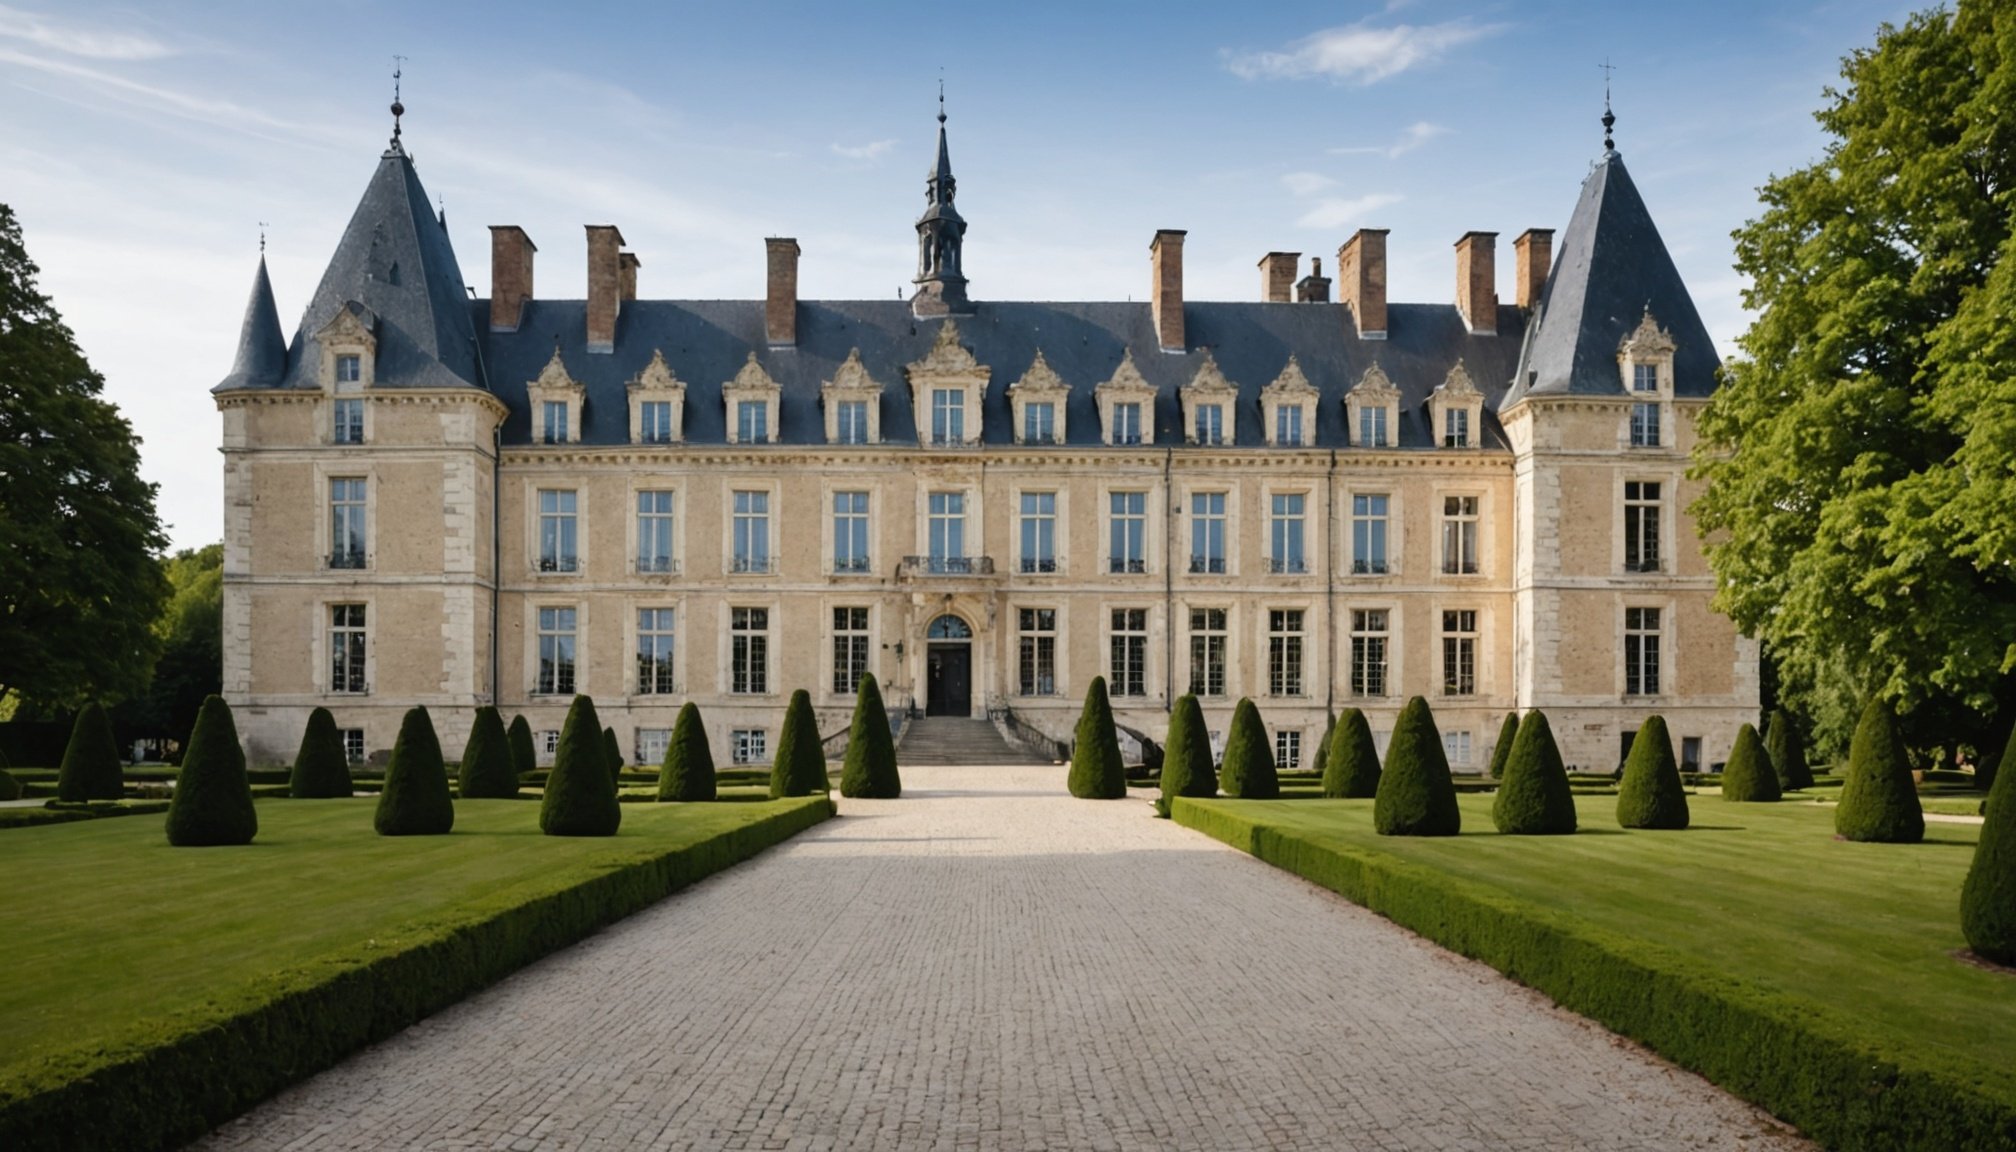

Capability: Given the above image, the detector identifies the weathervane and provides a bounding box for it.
[390,55,407,152]
[1599,59,1616,152]
[937,72,945,125]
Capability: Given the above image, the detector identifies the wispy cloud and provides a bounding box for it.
[0,47,317,143]
[830,139,896,161]
[0,5,173,60]
[1331,121,1450,159]
[1296,192,1403,230]
[1280,171,1337,197]
[1224,18,1505,85]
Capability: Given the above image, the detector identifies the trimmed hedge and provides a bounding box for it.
[507,714,537,783]
[1720,723,1781,803]
[839,673,901,799]
[1616,715,1689,830]
[1836,699,1925,844]
[542,696,621,836]
[1766,708,1814,791]
[1,801,174,831]
[768,690,829,799]
[659,702,718,802]
[0,797,833,1152]
[56,703,122,803]
[165,696,258,848]
[0,768,20,802]
[1488,711,1519,779]
[1373,696,1460,836]
[1492,710,1577,835]
[1308,713,1336,782]
[375,708,455,836]
[1159,694,1217,802]
[602,726,623,785]
[1067,676,1126,800]
[1321,708,1381,799]
[457,707,518,799]
[1173,799,2016,1152]
[290,707,353,798]
[1218,698,1279,799]
[1962,730,2016,964]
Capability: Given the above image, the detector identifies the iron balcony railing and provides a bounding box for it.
[537,555,579,573]
[1019,557,1060,574]
[1189,556,1227,574]
[1266,557,1310,575]
[636,556,678,575]
[833,556,873,574]
[900,555,995,577]
[328,551,367,570]
[731,556,777,574]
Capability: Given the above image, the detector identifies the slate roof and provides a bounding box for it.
[217,255,286,390]
[1505,149,1721,405]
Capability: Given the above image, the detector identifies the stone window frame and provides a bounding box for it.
[1014,603,1066,699]
[1274,728,1304,771]
[1429,360,1484,451]
[905,319,990,448]
[1007,349,1070,446]
[313,594,376,697]
[625,597,686,699]
[1433,484,1486,580]
[1182,601,1237,699]
[725,481,781,577]
[822,481,876,578]
[1095,349,1158,448]
[1103,603,1155,700]
[1263,602,1314,700]
[1180,350,1238,447]
[1346,486,1402,578]
[1347,600,1402,700]
[1261,481,1316,577]
[316,462,376,573]
[821,347,885,446]
[724,601,780,698]
[1012,485,1066,576]
[921,487,976,566]
[326,395,372,447]
[1614,470,1680,577]
[822,598,879,702]
[722,352,782,445]
[1345,362,1400,449]
[627,481,682,578]
[1100,480,1157,577]
[1260,355,1319,449]
[1181,482,1237,577]
[1437,602,1485,699]
[627,348,686,446]
[1618,595,1676,701]
[1617,308,1677,450]
[526,347,586,447]
[525,598,588,699]
[526,481,588,578]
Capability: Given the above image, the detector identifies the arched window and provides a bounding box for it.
[928,615,972,640]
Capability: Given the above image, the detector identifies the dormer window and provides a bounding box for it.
[1195,405,1225,445]
[737,400,768,442]
[1430,360,1484,452]
[336,354,361,385]
[1261,355,1318,449]
[1023,403,1054,443]
[821,348,884,445]
[526,347,585,447]
[543,401,570,445]
[640,403,674,443]
[906,320,990,448]
[1007,348,1069,445]
[931,388,966,444]
[1181,349,1237,447]
[1113,402,1143,445]
[722,352,781,445]
[316,301,377,393]
[1346,361,1400,450]
[627,348,686,446]
[1443,408,1470,448]
[1618,309,1677,450]
[1632,363,1659,393]
[1358,406,1388,448]
[1096,349,1158,448]
[1276,407,1304,446]
[837,402,870,444]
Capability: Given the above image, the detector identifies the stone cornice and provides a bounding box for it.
[215,387,509,419]
[496,442,1516,472]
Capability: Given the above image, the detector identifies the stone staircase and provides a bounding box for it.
[896,717,1053,766]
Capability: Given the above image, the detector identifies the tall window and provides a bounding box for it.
[1275,730,1302,770]
[731,607,769,694]
[1194,403,1225,445]
[1352,494,1389,575]
[1632,363,1659,392]
[732,729,767,765]
[1626,607,1662,695]
[1275,405,1304,447]
[736,399,768,443]
[832,491,870,573]
[928,491,966,569]
[1110,608,1148,697]
[636,491,675,573]
[538,489,578,572]
[1358,405,1388,448]
[1441,609,1477,696]
[537,607,577,695]
[636,608,677,694]
[636,728,672,767]
[1441,495,1479,575]
[542,400,568,444]
[1190,492,1226,573]
[1113,402,1143,445]
[1443,408,1470,448]
[330,604,366,693]
[1625,482,1662,572]
[1018,608,1057,696]
[1189,608,1227,697]
[732,490,770,573]
[335,353,362,384]
[1268,609,1305,696]
[341,729,365,764]
[1020,492,1057,573]
[1023,401,1054,444]
[1110,492,1146,574]
[836,400,870,445]
[1442,730,1474,768]
[640,401,674,444]
[333,398,364,444]
[329,478,367,569]
[832,607,871,695]
[1350,609,1389,698]
[931,387,965,444]
[1630,402,1662,447]
[1269,494,1307,574]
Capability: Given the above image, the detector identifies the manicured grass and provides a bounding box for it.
[1176,793,2013,1150]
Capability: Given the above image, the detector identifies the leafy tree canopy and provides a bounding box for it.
[1694,4,2016,761]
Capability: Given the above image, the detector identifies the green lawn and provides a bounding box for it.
[1194,794,2011,1102]
[0,796,818,1080]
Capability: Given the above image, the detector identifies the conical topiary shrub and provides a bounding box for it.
[375,706,455,836]
[1309,712,1337,780]
[166,695,257,846]
[1982,722,2009,794]
[507,714,537,783]
[1765,708,1813,791]
[1487,712,1519,779]
[602,726,624,786]
[1962,727,2016,963]
[1159,694,1217,803]
[1720,723,1781,803]
[840,673,902,798]
[290,706,353,798]
[541,695,621,835]
[1835,698,1924,843]
[1616,714,1690,829]
[1322,708,1381,799]
[1373,696,1461,836]
[1493,709,1578,835]
[57,702,123,802]
[0,767,18,802]
[1219,698,1280,799]
[458,706,518,798]
[769,689,830,798]
[1068,676,1127,799]
[658,702,717,802]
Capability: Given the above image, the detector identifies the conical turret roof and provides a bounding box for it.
[216,255,285,389]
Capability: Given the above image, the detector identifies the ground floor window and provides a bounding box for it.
[1442,729,1473,769]
[340,728,365,764]
[1268,609,1305,697]
[832,607,871,695]
[1018,608,1057,696]
[733,728,768,765]
[1189,608,1227,697]
[1681,736,1702,771]
[636,727,671,766]
[538,730,560,765]
[1109,608,1147,697]
[1275,729,1302,770]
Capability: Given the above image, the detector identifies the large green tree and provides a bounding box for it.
[0,203,169,709]
[112,544,222,751]
[1694,5,2016,762]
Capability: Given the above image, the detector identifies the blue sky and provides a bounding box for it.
[0,0,1917,550]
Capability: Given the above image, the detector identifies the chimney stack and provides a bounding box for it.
[765,237,800,346]
[1296,256,1331,303]
[1259,251,1299,303]
[1455,231,1499,334]
[488,226,536,333]
[585,224,626,352]
[618,252,640,303]
[1513,228,1553,310]
[1150,230,1187,351]
[1338,228,1389,339]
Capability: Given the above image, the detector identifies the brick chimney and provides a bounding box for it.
[1150,230,1186,351]
[1259,251,1299,303]
[585,224,626,353]
[488,226,535,333]
[619,252,640,303]
[1455,231,1498,334]
[1296,256,1331,303]
[765,237,800,346]
[1513,228,1554,310]
[1337,228,1389,339]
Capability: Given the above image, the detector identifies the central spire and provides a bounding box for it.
[911,86,972,317]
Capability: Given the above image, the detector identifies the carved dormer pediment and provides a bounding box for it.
[1008,348,1070,398]
[906,318,988,381]
[1435,359,1481,400]
[723,351,780,444]
[1008,349,1069,445]
[627,349,685,445]
[1096,348,1157,446]
[1618,307,1677,361]
[529,347,583,397]
[317,301,378,352]
[1346,360,1401,449]
[1263,354,1318,400]
[1261,354,1318,447]
[726,350,780,396]
[906,322,988,446]
[1182,348,1238,398]
[527,346,586,444]
[822,348,883,444]
[628,348,684,395]
[1097,348,1156,399]
[1431,359,1484,449]
[824,347,880,395]
[1350,360,1400,401]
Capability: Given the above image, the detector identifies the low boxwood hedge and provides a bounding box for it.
[1171,800,2016,1152]
[0,796,834,1152]
[0,802,174,831]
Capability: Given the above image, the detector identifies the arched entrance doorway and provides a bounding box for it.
[925,614,973,717]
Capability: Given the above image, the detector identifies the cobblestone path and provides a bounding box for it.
[194,765,1809,1151]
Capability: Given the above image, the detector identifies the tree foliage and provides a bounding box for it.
[1159,694,1216,801]
[1373,697,1460,836]
[1067,676,1126,799]
[0,203,169,710]
[375,706,455,836]
[658,702,716,802]
[457,706,518,798]
[1693,7,2016,762]
[56,701,122,801]
[1321,708,1381,799]
[541,695,620,835]
[768,689,829,798]
[1616,714,1691,830]
[1492,709,1578,835]
[110,544,222,752]
[1963,724,2016,963]
[165,695,256,846]
[839,673,902,799]
[289,705,353,798]
[1218,698,1279,799]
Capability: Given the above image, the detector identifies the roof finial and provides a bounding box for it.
[1599,59,1616,152]
[937,74,946,125]
[389,55,407,152]
[257,221,268,255]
